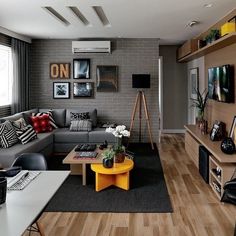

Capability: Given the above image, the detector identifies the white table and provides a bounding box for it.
[0,171,70,236]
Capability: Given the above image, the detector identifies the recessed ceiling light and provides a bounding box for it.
[186,20,199,27]
[204,3,213,8]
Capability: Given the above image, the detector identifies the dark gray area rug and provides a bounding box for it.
[45,143,173,213]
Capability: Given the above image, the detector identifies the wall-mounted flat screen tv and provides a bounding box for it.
[208,64,234,103]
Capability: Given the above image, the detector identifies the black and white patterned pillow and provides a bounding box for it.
[70,112,90,121]
[17,125,37,145]
[70,120,92,131]
[32,110,58,129]
[0,120,19,148]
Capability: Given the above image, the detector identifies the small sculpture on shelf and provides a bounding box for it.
[221,137,235,154]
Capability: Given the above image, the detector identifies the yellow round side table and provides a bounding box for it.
[91,158,134,192]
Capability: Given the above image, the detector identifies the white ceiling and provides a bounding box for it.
[0,0,235,44]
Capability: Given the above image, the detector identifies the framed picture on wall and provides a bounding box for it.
[73,59,90,79]
[229,116,236,144]
[53,82,70,99]
[73,82,94,98]
[96,65,118,92]
[190,67,199,99]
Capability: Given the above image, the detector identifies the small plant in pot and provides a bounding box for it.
[113,144,126,163]
[191,88,208,133]
[102,149,115,168]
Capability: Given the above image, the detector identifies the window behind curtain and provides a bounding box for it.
[0,45,13,106]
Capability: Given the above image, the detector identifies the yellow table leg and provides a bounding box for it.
[96,173,114,192]
[115,172,130,190]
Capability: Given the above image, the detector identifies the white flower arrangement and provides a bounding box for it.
[105,125,130,138]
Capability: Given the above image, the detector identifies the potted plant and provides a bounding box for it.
[113,144,126,163]
[102,149,115,168]
[105,125,130,163]
[191,88,209,133]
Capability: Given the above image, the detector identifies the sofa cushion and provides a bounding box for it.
[22,108,39,124]
[0,132,53,168]
[52,109,66,128]
[54,128,88,143]
[0,121,19,148]
[33,110,58,129]
[30,114,53,133]
[70,120,92,131]
[88,128,116,143]
[11,118,27,130]
[65,109,97,127]
[17,125,37,145]
[70,112,90,121]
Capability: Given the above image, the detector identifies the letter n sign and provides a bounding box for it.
[50,63,70,79]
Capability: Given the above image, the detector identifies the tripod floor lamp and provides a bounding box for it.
[129,74,154,150]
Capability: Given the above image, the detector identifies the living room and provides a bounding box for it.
[0,1,236,236]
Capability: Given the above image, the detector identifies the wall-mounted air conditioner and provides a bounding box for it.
[72,41,111,53]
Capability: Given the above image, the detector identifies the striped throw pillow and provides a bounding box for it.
[32,110,58,129]
[0,120,19,148]
[70,120,92,131]
[17,125,37,145]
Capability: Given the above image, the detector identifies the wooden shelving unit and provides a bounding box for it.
[209,155,235,199]
[185,125,236,200]
[178,32,236,62]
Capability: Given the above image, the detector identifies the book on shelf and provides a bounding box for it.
[74,151,98,159]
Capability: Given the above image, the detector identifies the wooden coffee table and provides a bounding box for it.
[91,158,134,192]
[63,146,105,185]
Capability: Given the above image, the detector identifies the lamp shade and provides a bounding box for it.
[132,74,150,88]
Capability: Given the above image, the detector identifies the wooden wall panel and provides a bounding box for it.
[205,43,236,134]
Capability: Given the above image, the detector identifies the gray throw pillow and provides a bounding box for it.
[70,120,92,132]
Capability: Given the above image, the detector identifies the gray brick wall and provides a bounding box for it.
[30,39,159,142]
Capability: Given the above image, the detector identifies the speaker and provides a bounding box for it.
[199,145,210,183]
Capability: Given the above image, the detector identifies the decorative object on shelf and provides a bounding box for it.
[204,29,220,45]
[221,137,235,154]
[73,82,94,98]
[229,116,236,145]
[190,68,199,99]
[209,121,226,141]
[106,125,130,163]
[96,65,118,92]
[191,88,208,133]
[0,177,7,205]
[53,82,70,99]
[50,63,70,79]
[197,39,206,49]
[221,17,236,37]
[102,149,114,168]
[73,59,90,79]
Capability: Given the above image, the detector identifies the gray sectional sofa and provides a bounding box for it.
[0,108,116,168]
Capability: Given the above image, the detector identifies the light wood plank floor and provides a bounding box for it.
[24,134,236,236]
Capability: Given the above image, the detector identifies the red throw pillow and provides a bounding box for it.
[30,114,52,133]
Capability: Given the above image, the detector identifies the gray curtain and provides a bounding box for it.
[11,38,29,114]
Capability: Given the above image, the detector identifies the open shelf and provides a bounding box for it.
[210,183,221,200]
[178,32,236,62]
[210,169,221,185]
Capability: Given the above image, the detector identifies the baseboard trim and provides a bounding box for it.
[162,129,185,134]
